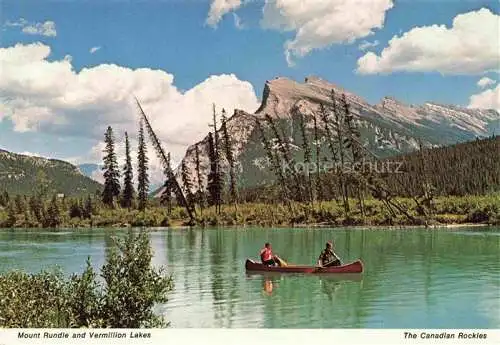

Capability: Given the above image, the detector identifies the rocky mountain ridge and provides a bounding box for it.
[167,76,499,196]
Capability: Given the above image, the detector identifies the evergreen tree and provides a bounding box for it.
[160,153,172,214]
[221,109,238,208]
[265,114,303,202]
[102,126,121,207]
[255,118,291,210]
[14,195,25,214]
[121,132,135,209]
[298,110,313,204]
[206,105,225,213]
[137,120,149,212]
[69,199,82,218]
[29,195,43,223]
[83,195,93,219]
[194,143,205,214]
[0,191,7,207]
[135,97,195,222]
[312,114,324,202]
[180,160,194,207]
[207,132,221,212]
[341,94,365,217]
[45,195,61,228]
[6,200,16,227]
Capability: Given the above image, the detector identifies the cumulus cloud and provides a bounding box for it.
[477,77,496,89]
[206,0,243,27]
[261,0,393,65]
[357,8,500,75]
[0,42,260,184]
[358,40,379,51]
[90,46,101,54]
[468,84,500,111]
[22,21,57,37]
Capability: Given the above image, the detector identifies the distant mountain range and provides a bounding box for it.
[0,150,102,196]
[161,76,499,197]
[3,76,498,198]
[77,163,101,179]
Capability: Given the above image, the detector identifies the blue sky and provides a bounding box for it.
[0,0,499,182]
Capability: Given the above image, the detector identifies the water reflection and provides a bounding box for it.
[263,279,273,295]
[1,226,499,328]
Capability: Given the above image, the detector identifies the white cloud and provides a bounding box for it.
[357,8,500,75]
[358,40,379,51]
[0,42,260,185]
[468,84,500,111]
[477,77,496,89]
[90,46,101,54]
[206,0,243,27]
[261,0,393,65]
[22,21,57,37]
[5,18,28,27]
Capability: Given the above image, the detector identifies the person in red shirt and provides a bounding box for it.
[260,242,280,266]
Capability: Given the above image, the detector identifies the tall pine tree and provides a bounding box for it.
[121,132,135,209]
[160,153,172,214]
[45,195,61,228]
[194,143,205,214]
[207,132,221,212]
[137,120,149,212]
[181,159,194,207]
[221,109,238,208]
[83,195,93,219]
[102,126,121,207]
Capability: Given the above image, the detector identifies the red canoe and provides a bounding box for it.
[245,259,363,274]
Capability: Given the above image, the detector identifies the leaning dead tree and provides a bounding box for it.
[134,97,196,222]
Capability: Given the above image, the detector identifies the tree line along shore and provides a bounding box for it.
[0,92,499,229]
[0,192,498,229]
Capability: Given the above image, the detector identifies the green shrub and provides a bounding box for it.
[0,230,173,328]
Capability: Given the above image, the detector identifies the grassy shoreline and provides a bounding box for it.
[1,195,498,229]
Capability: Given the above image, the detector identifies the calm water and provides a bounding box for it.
[0,226,499,328]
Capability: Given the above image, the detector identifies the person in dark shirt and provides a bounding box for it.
[317,241,341,267]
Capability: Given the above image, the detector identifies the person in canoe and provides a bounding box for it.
[317,241,342,267]
[260,242,284,266]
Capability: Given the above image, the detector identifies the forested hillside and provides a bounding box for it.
[0,149,102,196]
[384,136,499,196]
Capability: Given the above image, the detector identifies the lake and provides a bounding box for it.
[0,226,499,328]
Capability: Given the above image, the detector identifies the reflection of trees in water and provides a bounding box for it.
[226,233,240,326]
[187,229,196,250]
[1,228,96,247]
[319,278,343,302]
[345,230,351,258]
[166,230,174,265]
[209,229,227,326]
[158,227,500,327]
[198,230,206,299]
[103,230,117,259]
[206,229,246,327]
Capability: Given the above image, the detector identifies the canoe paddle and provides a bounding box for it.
[275,256,288,267]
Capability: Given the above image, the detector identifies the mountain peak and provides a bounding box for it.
[256,75,365,118]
